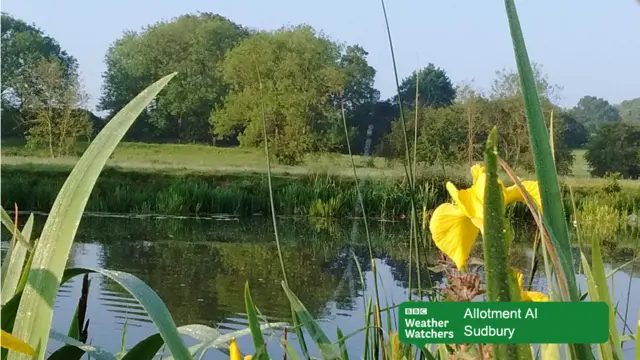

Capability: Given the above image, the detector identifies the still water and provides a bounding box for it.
[2,214,638,359]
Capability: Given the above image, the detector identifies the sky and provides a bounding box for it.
[3,0,639,114]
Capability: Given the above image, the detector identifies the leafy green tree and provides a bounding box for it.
[456,80,489,164]
[616,97,640,125]
[490,63,562,102]
[20,59,92,157]
[98,12,249,142]
[211,25,344,165]
[396,64,456,108]
[556,110,589,148]
[572,95,621,131]
[585,122,640,179]
[1,13,78,137]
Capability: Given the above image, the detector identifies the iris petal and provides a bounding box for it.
[505,181,543,213]
[230,338,242,360]
[523,291,550,302]
[429,202,479,270]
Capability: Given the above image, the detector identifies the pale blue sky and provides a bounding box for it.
[3,0,639,114]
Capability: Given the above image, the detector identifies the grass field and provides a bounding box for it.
[2,139,639,189]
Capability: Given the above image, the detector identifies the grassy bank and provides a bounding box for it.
[3,140,640,189]
[2,163,638,221]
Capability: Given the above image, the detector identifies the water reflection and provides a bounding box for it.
[1,214,638,359]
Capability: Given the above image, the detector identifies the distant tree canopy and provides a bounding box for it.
[395,64,456,108]
[1,13,78,111]
[585,122,640,179]
[98,12,251,143]
[617,97,640,125]
[572,95,621,131]
[3,12,637,176]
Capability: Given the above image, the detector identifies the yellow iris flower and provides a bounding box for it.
[515,271,549,302]
[428,164,542,270]
[1,329,35,356]
[230,338,253,360]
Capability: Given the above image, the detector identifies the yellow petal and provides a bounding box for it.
[230,338,242,360]
[523,291,550,302]
[471,164,485,183]
[505,181,542,213]
[429,203,479,270]
[515,271,525,289]
[457,187,484,232]
[244,356,254,360]
[0,330,35,356]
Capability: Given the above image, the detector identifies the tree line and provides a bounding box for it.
[2,12,639,177]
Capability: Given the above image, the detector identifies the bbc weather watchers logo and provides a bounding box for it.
[405,307,427,315]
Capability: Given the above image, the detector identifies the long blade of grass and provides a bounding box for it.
[590,231,623,359]
[8,73,177,360]
[281,281,339,359]
[502,0,582,310]
[336,328,349,360]
[252,55,309,360]
[580,253,614,360]
[0,208,30,250]
[244,282,267,360]
[1,214,34,305]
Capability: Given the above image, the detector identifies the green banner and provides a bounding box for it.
[398,302,608,345]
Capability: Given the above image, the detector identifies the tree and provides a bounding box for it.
[585,122,640,179]
[211,25,344,165]
[20,59,92,157]
[456,80,489,164]
[490,63,562,103]
[98,12,250,142]
[1,13,78,137]
[337,45,381,154]
[572,95,621,131]
[616,97,640,125]
[396,64,456,108]
[556,110,589,148]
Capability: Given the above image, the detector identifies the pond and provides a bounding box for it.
[1,214,638,359]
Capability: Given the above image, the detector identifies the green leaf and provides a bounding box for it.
[8,72,177,360]
[590,236,623,359]
[502,1,593,358]
[0,207,30,250]
[281,281,339,360]
[580,253,614,360]
[48,329,116,360]
[244,282,267,360]
[482,128,527,360]
[1,214,34,305]
[67,274,90,341]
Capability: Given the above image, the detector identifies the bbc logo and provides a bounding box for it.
[405,308,427,315]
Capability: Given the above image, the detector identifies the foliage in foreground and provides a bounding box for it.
[1,2,638,360]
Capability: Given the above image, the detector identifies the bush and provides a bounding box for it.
[584,122,640,179]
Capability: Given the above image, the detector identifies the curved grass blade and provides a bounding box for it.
[8,73,177,360]
[1,214,34,305]
[48,329,115,360]
[281,281,339,359]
